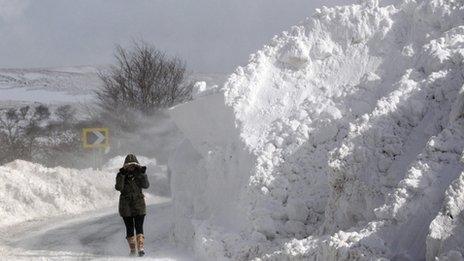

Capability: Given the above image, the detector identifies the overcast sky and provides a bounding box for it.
[0,0,354,73]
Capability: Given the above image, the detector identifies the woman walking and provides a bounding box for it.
[115,154,150,257]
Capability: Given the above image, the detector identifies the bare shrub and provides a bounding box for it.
[34,104,50,121]
[96,42,193,119]
[55,105,76,125]
[0,105,51,163]
[0,104,85,165]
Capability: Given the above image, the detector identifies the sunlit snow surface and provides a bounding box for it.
[169,0,464,260]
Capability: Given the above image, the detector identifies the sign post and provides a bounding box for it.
[82,128,109,169]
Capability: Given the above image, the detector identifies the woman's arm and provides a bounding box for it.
[136,167,150,189]
[115,172,125,191]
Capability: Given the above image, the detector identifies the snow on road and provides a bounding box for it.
[0,159,188,260]
[0,197,192,260]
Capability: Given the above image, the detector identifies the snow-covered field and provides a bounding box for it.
[0,66,101,93]
[0,66,226,106]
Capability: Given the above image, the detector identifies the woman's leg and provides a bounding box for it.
[134,215,146,256]
[134,215,145,235]
[123,217,135,238]
[123,217,137,255]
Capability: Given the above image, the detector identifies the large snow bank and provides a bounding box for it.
[169,93,254,252]
[0,156,169,228]
[427,152,464,260]
[169,0,464,260]
[0,160,118,227]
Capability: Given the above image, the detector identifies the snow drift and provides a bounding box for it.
[169,0,464,260]
[0,160,118,227]
[0,156,166,228]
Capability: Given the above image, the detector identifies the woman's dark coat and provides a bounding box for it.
[115,164,150,217]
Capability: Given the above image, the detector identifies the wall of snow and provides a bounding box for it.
[0,155,167,227]
[0,160,118,227]
[169,0,464,260]
[427,159,464,261]
[169,93,256,257]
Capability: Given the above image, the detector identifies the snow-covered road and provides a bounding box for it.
[0,197,192,260]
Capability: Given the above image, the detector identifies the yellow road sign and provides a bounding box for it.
[82,128,109,148]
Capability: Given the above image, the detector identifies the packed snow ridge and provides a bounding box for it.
[0,160,118,227]
[169,0,464,260]
[0,156,164,227]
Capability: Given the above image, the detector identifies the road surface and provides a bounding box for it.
[0,197,191,260]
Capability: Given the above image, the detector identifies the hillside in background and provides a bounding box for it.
[0,66,227,106]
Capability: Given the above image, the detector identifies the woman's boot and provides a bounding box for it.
[136,234,145,257]
[127,235,137,256]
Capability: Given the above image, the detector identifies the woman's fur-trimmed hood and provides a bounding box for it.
[120,154,147,173]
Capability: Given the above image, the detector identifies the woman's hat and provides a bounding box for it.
[123,154,140,167]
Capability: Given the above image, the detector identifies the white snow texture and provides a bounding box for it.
[169,0,464,260]
[0,160,118,227]
[0,156,162,227]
